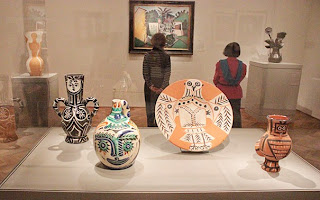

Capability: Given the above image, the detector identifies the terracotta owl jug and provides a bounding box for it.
[94,99,140,170]
[53,74,99,144]
[25,31,44,76]
[255,115,292,172]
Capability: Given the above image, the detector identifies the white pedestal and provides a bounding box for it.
[245,61,302,121]
[11,73,58,127]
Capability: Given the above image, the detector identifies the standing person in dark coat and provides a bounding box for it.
[213,42,247,128]
[143,33,171,127]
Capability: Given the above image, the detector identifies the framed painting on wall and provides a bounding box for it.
[129,1,195,55]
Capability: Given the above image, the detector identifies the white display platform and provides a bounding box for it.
[246,61,302,121]
[0,128,319,200]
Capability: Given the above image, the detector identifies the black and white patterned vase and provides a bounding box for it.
[53,74,99,144]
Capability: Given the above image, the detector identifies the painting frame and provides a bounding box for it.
[129,1,195,55]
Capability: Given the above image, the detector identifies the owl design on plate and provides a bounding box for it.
[155,79,233,151]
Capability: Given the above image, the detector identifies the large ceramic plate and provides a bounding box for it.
[155,79,233,152]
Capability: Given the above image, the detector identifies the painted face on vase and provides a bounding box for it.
[94,128,139,169]
[66,75,83,93]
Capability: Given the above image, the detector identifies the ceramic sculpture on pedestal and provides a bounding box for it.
[53,74,99,144]
[155,79,233,152]
[25,31,44,76]
[255,115,292,172]
[94,99,140,170]
[264,27,287,63]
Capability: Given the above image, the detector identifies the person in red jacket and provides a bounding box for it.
[213,42,247,128]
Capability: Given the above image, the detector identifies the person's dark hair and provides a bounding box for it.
[223,42,241,57]
[151,33,166,48]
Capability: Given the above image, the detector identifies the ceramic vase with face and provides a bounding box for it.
[25,31,44,76]
[255,115,292,172]
[94,99,140,170]
[53,74,99,144]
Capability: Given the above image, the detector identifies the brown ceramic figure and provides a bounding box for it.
[25,31,44,76]
[255,115,292,172]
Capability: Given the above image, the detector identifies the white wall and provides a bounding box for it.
[0,0,317,115]
[0,0,24,101]
[297,0,320,119]
[0,0,25,76]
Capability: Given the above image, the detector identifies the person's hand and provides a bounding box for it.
[149,85,157,93]
[154,88,163,94]
[149,86,163,94]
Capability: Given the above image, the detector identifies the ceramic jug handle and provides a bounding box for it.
[121,100,131,119]
[84,97,99,117]
[53,98,67,117]
[12,98,24,113]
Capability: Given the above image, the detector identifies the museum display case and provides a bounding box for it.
[1,0,320,199]
[1,128,320,199]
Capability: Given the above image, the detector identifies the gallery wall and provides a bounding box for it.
[0,0,319,119]
[0,0,25,76]
[297,0,320,119]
